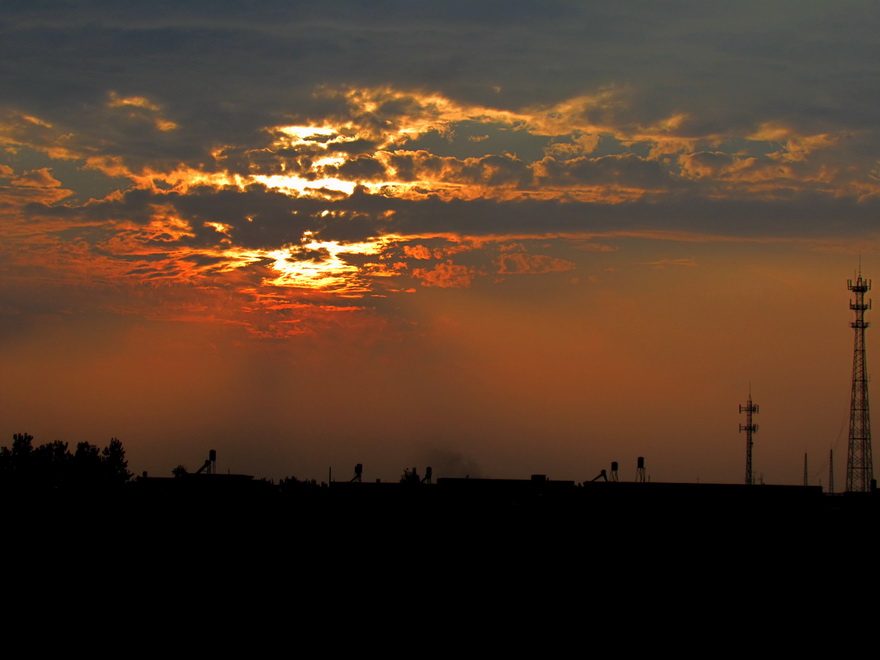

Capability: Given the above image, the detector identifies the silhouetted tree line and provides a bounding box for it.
[0,433,132,491]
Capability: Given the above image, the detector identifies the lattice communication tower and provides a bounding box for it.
[739,391,759,485]
[846,271,874,492]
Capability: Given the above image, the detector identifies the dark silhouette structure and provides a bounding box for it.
[6,434,880,527]
[194,449,217,475]
[829,448,835,494]
[401,467,420,484]
[591,469,607,482]
[739,390,759,485]
[847,270,874,492]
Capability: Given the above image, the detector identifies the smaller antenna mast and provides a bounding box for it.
[739,388,759,485]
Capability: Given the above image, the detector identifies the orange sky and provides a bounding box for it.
[2,2,879,485]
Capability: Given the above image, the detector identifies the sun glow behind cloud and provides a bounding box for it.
[3,84,880,306]
[205,86,877,207]
[6,82,873,212]
[252,173,358,197]
[261,232,401,294]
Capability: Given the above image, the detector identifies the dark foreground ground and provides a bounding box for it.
[3,475,866,649]
[6,474,870,541]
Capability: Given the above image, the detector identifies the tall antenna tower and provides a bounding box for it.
[846,270,874,492]
[829,448,835,494]
[739,390,759,485]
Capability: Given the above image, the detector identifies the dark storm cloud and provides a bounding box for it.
[454,154,533,188]
[381,151,533,188]
[169,186,317,249]
[325,138,380,155]
[534,154,679,190]
[19,177,880,257]
[678,152,737,179]
[4,0,880,248]
[329,190,880,240]
[22,188,158,224]
[5,0,880,171]
[328,156,387,181]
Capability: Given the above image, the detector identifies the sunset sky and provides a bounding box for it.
[3,1,880,485]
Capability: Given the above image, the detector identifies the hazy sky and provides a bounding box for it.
[2,1,879,485]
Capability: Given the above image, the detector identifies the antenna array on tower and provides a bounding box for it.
[739,392,759,485]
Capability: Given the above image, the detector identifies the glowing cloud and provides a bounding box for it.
[412,260,476,288]
[496,251,576,275]
[107,92,178,132]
